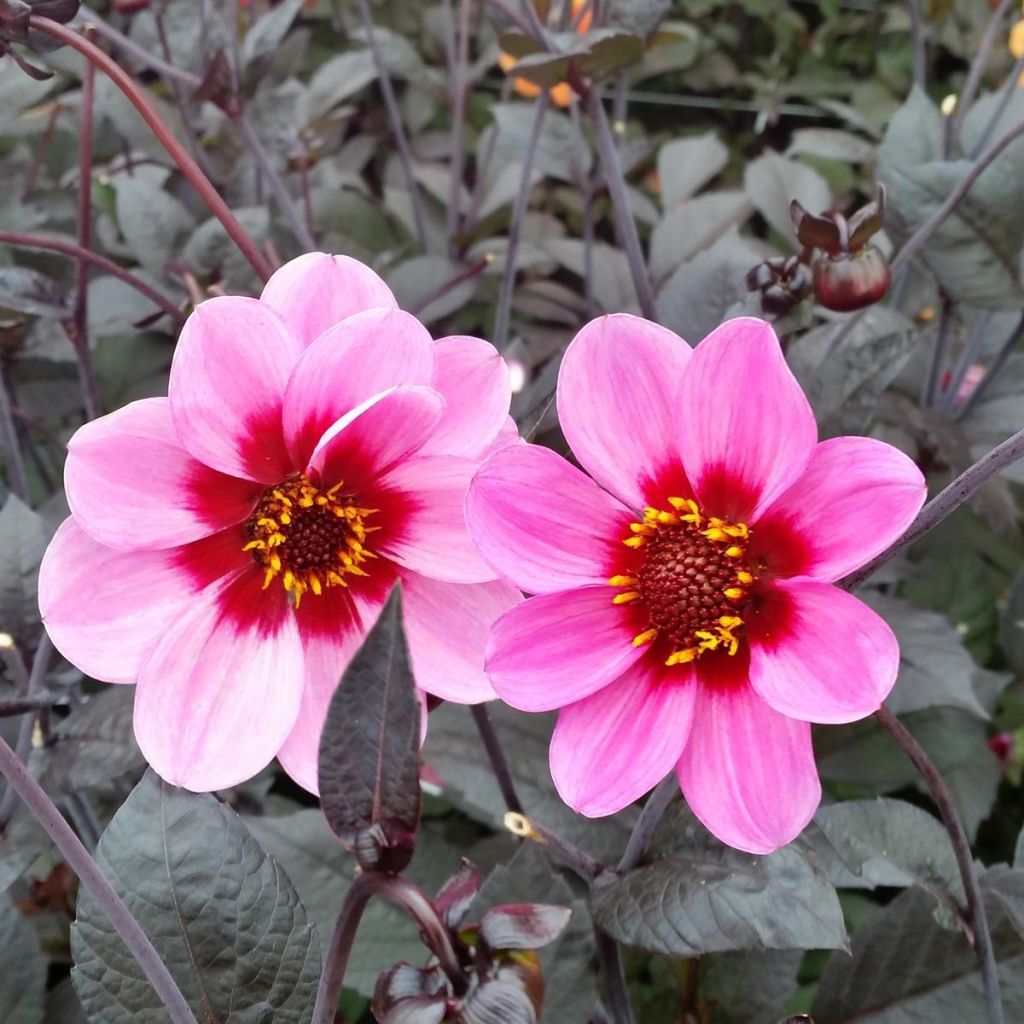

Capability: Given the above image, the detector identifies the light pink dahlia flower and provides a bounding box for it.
[465,314,926,854]
[39,253,520,793]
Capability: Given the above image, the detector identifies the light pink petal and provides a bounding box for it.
[551,657,696,817]
[417,335,512,460]
[134,569,304,791]
[260,252,398,348]
[276,581,391,794]
[169,296,301,483]
[557,314,692,508]
[676,317,817,522]
[282,308,435,469]
[750,436,927,582]
[309,386,445,489]
[485,586,645,712]
[677,659,820,854]
[748,579,899,724]
[371,455,496,584]
[64,398,260,551]
[39,519,224,684]
[402,574,522,703]
[465,445,634,594]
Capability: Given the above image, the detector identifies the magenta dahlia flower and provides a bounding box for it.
[39,253,520,793]
[465,315,926,854]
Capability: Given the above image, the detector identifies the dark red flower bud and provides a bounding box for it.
[812,246,892,312]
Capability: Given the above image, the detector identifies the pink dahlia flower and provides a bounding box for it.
[465,315,926,854]
[40,253,520,793]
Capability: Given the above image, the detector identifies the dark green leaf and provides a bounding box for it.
[984,867,1024,942]
[0,804,46,895]
[744,150,832,247]
[593,820,846,957]
[807,798,962,899]
[241,0,306,68]
[999,568,1024,675]
[605,0,671,36]
[387,256,482,326]
[113,174,194,283]
[576,29,645,79]
[1,894,47,1024]
[0,266,69,318]
[699,950,803,1024]
[318,590,420,867]
[657,131,729,209]
[812,887,1024,1022]
[71,771,321,1023]
[0,496,47,646]
[649,191,753,281]
[30,686,145,795]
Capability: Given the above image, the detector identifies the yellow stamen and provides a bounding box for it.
[666,648,697,666]
[724,546,744,558]
[612,591,640,605]
[632,628,658,646]
[723,587,745,601]
[624,536,646,548]
[608,575,637,587]
[736,570,755,585]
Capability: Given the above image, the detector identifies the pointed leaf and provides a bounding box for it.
[71,772,321,1023]
[480,904,572,951]
[435,859,482,930]
[318,589,421,870]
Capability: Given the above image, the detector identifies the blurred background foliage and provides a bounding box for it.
[2,1,1024,1022]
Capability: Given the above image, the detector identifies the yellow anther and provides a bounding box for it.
[632,628,658,646]
[724,587,745,601]
[270,553,282,572]
[613,591,640,605]
[608,575,637,587]
[719,615,743,629]
[656,511,679,525]
[279,512,291,525]
[243,540,262,552]
[666,648,697,666]
[309,575,322,596]
[262,568,275,590]
[624,536,646,548]
[736,570,755,585]
[703,527,728,542]
[724,546,744,558]
[283,570,296,591]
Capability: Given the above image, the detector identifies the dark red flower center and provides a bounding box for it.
[243,474,378,605]
[609,498,754,666]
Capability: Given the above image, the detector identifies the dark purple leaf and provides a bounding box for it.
[318,588,421,871]
[479,904,572,951]
[373,962,448,1019]
[789,200,842,253]
[436,859,482,931]
[381,994,448,1024]
[458,979,537,1024]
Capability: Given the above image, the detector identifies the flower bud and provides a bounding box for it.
[811,246,892,312]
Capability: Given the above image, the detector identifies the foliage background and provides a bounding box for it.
[1,0,1024,1021]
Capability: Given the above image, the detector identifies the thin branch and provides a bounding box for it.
[956,310,1024,419]
[446,0,473,254]
[875,706,1005,1024]
[518,0,548,40]
[0,733,199,1024]
[907,0,927,89]
[409,256,491,316]
[470,704,524,814]
[970,50,1024,157]
[0,366,30,503]
[841,425,1024,588]
[233,113,317,252]
[352,0,429,250]
[311,874,374,1024]
[585,87,657,320]
[0,230,185,326]
[31,17,273,282]
[945,0,1014,155]
[20,100,62,202]
[616,774,677,873]
[595,927,636,1024]
[942,312,992,413]
[70,26,102,422]
[493,94,548,350]
[922,296,955,408]
[506,812,606,881]
[484,0,538,39]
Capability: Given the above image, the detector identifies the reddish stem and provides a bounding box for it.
[30,16,273,283]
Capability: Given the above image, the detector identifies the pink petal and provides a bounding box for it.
[557,314,692,508]
[282,308,435,469]
[402,574,522,703]
[677,657,820,854]
[169,296,301,483]
[747,579,899,724]
[550,657,696,817]
[134,568,304,791]
[465,444,634,594]
[309,386,445,491]
[485,586,645,712]
[676,317,817,522]
[260,252,398,348]
[371,455,496,584]
[750,436,927,582]
[39,519,213,684]
[65,398,260,551]
[276,582,391,794]
[417,335,512,459]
